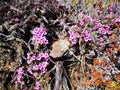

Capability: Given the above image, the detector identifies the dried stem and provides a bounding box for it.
[54,61,63,90]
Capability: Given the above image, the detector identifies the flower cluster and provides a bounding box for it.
[27,52,49,74]
[34,81,40,90]
[32,26,48,44]
[68,6,120,89]
[27,52,49,63]
[78,13,93,24]
[68,25,80,44]
[17,68,24,85]
[92,16,113,33]
[91,21,112,35]
[92,23,102,31]
[68,12,115,44]
[68,28,91,44]
[108,6,116,12]
[16,26,49,89]
[68,13,94,44]
[68,30,80,44]
[81,30,91,42]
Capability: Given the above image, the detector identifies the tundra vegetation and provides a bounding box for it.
[0,0,120,90]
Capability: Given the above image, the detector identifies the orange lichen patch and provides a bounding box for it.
[88,64,96,70]
[91,71,101,80]
[115,23,120,31]
[104,81,112,85]
[109,34,117,42]
[74,71,79,80]
[93,58,105,65]
[93,80,102,86]
[81,80,91,86]
[105,48,110,53]
[98,0,103,10]
[91,65,96,70]
[108,48,112,51]
[101,61,105,65]
[72,81,77,89]
[114,74,120,81]
[88,43,94,47]
[117,47,120,52]
[111,44,115,49]
[93,58,99,65]
[109,36,114,42]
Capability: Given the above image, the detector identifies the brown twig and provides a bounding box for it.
[54,61,63,90]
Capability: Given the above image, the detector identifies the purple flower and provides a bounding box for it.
[35,38,40,43]
[85,16,93,23]
[115,17,120,22]
[111,19,116,24]
[17,68,24,84]
[31,55,36,60]
[41,68,45,74]
[18,68,24,74]
[93,18,97,23]
[43,31,47,35]
[36,55,42,61]
[78,19,84,25]
[27,52,31,60]
[41,62,48,68]
[92,23,102,31]
[44,39,48,44]
[98,27,110,35]
[71,25,79,29]
[97,23,102,28]
[27,67,33,75]
[82,30,91,42]
[84,36,91,42]
[15,17,19,22]
[97,9,100,13]
[69,38,77,44]
[27,59,31,64]
[33,65,40,70]
[108,31,113,35]
[92,27,97,31]
[33,73,37,78]
[36,52,49,61]
[100,29,109,34]
[21,81,25,85]
[68,31,74,36]
[43,53,49,59]
[98,28,103,33]
[78,13,84,18]
[82,30,89,34]
[68,30,79,44]
[17,76,22,83]
[99,37,104,42]
[32,35,37,40]
[32,27,39,34]
[39,66,46,74]
[109,6,115,12]
[81,30,89,37]
[32,26,48,45]
[104,24,110,29]
[34,82,40,90]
